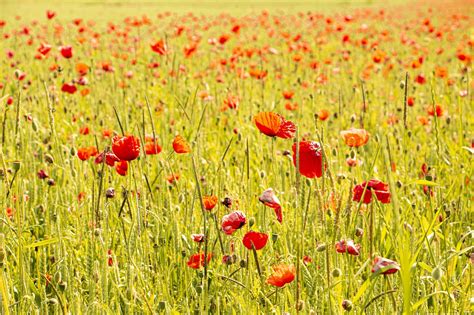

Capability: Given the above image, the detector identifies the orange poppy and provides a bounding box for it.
[266,264,296,287]
[254,112,296,139]
[76,63,89,76]
[144,136,162,155]
[317,109,330,121]
[202,195,218,211]
[340,128,370,147]
[173,135,191,154]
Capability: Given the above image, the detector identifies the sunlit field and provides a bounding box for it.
[0,0,472,313]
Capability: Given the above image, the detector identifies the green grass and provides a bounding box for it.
[0,0,472,313]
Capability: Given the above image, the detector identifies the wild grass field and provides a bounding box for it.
[0,0,472,313]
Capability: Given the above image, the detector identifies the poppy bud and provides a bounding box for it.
[47,178,55,186]
[47,298,58,305]
[400,81,405,89]
[404,222,413,233]
[260,171,266,179]
[70,147,77,156]
[446,117,451,124]
[350,115,356,123]
[332,268,342,277]
[44,154,54,164]
[342,299,353,311]
[396,180,403,188]
[296,300,305,311]
[58,281,67,291]
[407,130,412,138]
[355,227,364,237]
[332,148,337,156]
[106,188,115,198]
[239,259,247,268]
[222,197,232,208]
[272,233,278,242]
[248,217,255,227]
[12,160,21,172]
[317,244,327,252]
[432,267,442,281]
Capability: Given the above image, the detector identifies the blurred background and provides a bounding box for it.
[0,0,411,20]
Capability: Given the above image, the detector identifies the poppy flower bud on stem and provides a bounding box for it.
[342,299,353,311]
[332,268,342,277]
[12,160,21,172]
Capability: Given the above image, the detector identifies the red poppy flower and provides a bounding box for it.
[61,83,77,94]
[144,136,162,155]
[242,231,268,250]
[282,90,294,100]
[353,179,390,204]
[335,239,361,256]
[94,151,120,166]
[187,253,212,269]
[221,211,246,235]
[266,264,296,287]
[427,105,444,117]
[115,160,128,176]
[292,141,323,178]
[46,10,56,20]
[258,188,282,223]
[371,256,400,275]
[202,195,218,211]
[38,43,52,56]
[173,135,191,154]
[166,173,180,184]
[340,128,370,147]
[151,39,167,55]
[191,234,205,243]
[59,45,73,59]
[254,112,296,139]
[112,135,140,161]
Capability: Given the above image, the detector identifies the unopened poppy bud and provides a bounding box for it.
[342,299,353,311]
[239,259,247,268]
[58,281,67,291]
[222,197,232,208]
[396,180,402,188]
[272,233,278,242]
[47,298,58,305]
[70,147,77,156]
[283,150,291,156]
[355,227,364,238]
[106,188,115,198]
[260,171,266,179]
[399,81,405,89]
[44,154,54,164]
[332,268,342,277]
[47,178,55,186]
[12,161,21,172]
[350,150,356,159]
[248,217,255,227]
[404,222,413,233]
[296,300,305,311]
[316,244,327,252]
[332,148,337,156]
[432,267,442,281]
[350,115,356,123]
[446,117,451,124]
[407,130,412,138]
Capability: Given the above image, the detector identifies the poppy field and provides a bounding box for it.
[0,0,472,313]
